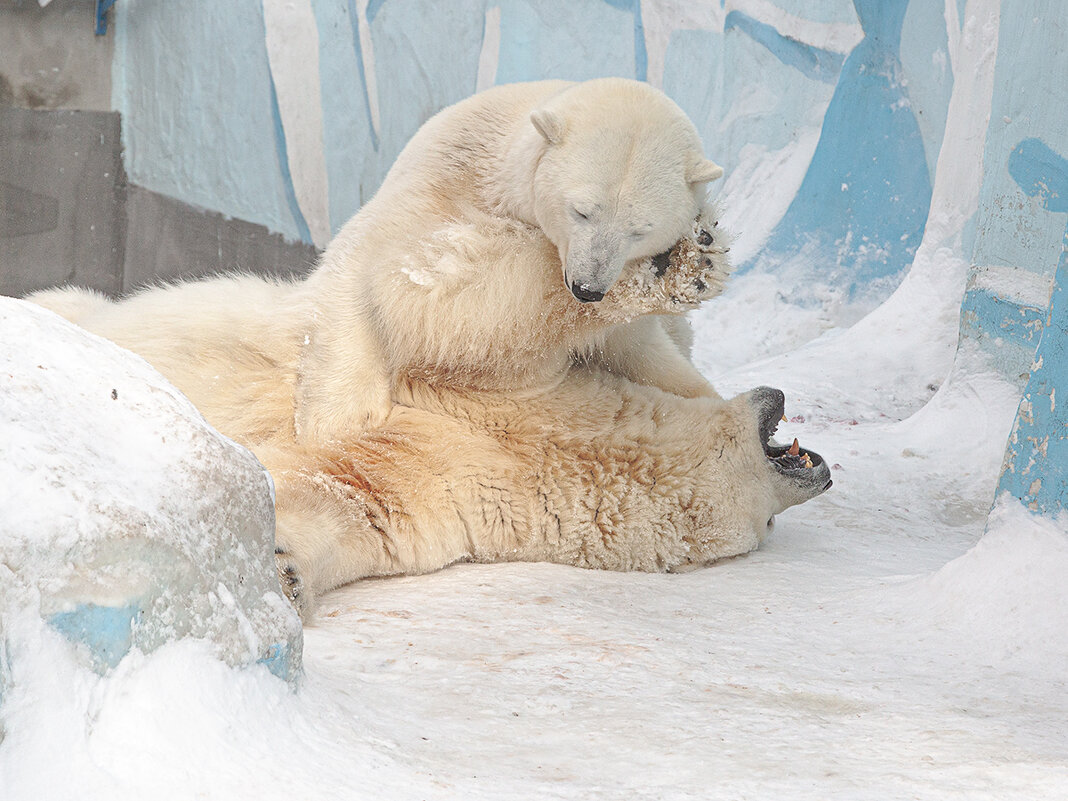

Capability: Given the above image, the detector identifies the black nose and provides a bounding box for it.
[570,283,604,303]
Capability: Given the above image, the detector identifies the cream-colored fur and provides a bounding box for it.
[295,78,726,443]
[33,276,311,446]
[268,375,796,616]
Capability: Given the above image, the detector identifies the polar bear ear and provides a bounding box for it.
[687,159,725,184]
[530,109,565,145]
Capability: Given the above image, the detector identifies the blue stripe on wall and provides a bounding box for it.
[749,0,931,297]
[346,0,381,151]
[366,0,388,24]
[268,70,315,245]
[601,0,647,81]
[724,11,844,84]
[632,1,647,82]
[1010,138,1068,214]
[996,255,1068,517]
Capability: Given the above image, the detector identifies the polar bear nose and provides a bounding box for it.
[570,282,605,303]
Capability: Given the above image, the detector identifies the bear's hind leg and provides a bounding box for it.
[265,442,478,619]
[271,487,360,620]
[270,469,410,619]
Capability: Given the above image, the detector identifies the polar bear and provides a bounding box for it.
[295,78,728,443]
[27,79,833,618]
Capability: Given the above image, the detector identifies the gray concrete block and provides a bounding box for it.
[1,106,319,300]
[123,186,319,292]
[0,105,126,297]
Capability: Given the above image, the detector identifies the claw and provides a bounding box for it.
[652,251,670,278]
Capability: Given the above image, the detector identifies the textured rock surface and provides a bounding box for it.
[0,298,302,690]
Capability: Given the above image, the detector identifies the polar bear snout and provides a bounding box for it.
[563,236,626,303]
[746,386,834,510]
[570,282,605,303]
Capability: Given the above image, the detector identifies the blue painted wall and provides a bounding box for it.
[971,8,1068,278]
[751,0,932,299]
[112,2,296,241]
[955,3,1067,520]
[998,255,1068,517]
[991,139,1068,517]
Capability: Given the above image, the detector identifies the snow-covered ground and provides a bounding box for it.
[3,233,1066,799]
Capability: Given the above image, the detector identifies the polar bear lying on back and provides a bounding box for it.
[296,78,727,441]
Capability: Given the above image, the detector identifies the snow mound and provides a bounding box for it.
[0,298,302,703]
[899,494,1068,668]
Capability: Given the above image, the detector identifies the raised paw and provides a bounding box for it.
[275,546,311,621]
[610,211,732,314]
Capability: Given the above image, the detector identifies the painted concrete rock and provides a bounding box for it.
[995,139,1068,516]
[0,298,302,687]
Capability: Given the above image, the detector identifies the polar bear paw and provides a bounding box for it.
[275,546,311,621]
[611,212,732,314]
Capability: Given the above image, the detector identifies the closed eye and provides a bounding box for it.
[570,206,591,221]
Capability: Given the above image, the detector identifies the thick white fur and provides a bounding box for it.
[295,78,726,443]
[35,277,311,446]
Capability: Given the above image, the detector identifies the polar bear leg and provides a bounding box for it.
[294,315,393,443]
[263,428,485,618]
[660,315,695,360]
[270,472,410,620]
[599,316,721,401]
[272,486,375,620]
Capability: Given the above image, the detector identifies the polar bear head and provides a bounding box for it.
[529,79,723,303]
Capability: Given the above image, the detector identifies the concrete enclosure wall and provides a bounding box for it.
[0,0,113,111]
[0,0,318,298]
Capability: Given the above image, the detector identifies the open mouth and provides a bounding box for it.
[753,387,833,494]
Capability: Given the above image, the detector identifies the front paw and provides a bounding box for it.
[613,212,733,313]
[671,215,732,302]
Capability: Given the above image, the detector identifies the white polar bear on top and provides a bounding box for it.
[296,78,726,442]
